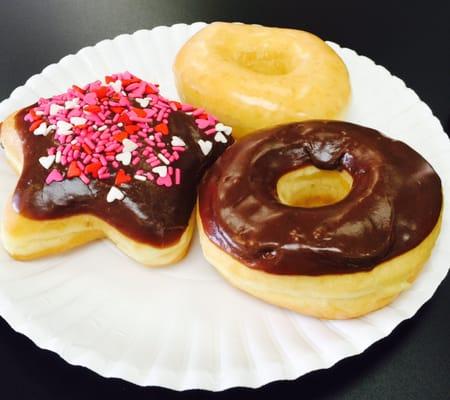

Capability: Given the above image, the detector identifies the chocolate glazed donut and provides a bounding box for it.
[199,120,442,273]
[197,121,442,318]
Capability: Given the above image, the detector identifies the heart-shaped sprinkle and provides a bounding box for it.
[85,162,102,178]
[157,174,172,187]
[64,98,79,109]
[116,152,132,166]
[109,79,122,93]
[155,123,169,135]
[152,165,167,177]
[49,104,64,116]
[171,136,185,147]
[135,98,150,108]
[67,161,81,178]
[214,131,227,143]
[33,122,47,136]
[114,169,132,186]
[215,122,232,136]
[70,116,87,126]
[198,139,212,155]
[46,124,56,135]
[196,118,210,130]
[122,138,138,152]
[106,186,125,203]
[84,92,97,105]
[38,155,55,169]
[56,120,73,136]
[45,169,64,185]
[134,174,146,182]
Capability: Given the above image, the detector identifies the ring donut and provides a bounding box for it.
[174,22,351,139]
[197,121,443,319]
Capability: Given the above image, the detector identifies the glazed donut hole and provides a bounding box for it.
[276,165,353,208]
[210,35,296,76]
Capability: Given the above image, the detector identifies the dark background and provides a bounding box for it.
[0,1,449,399]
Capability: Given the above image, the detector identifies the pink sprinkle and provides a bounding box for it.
[79,173,90,185]
[172,147,185,152]
[47,147,56,156]
[98,166,107,175]
[192,108,204,116]
[150,160,160,167]
[45,169,64,185]
[205,128,216,135]
[157,142,165,148]
[112,161,119,169]
[98,173,110,180]
[100,155,107,166]
[84,155,92,164]
[175,168,181,184]
[132,157,140,166]
[85,138,95,149]
[84,92,97,105]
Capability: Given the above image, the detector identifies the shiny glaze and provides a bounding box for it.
[10,107,231,247]
[199,121,442,275]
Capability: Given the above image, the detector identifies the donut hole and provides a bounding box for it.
[212,39,295,75]
[277,165,353,208]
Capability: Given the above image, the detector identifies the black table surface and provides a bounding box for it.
[0,1,449,399]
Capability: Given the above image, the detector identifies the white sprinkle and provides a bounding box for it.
[122,138,138,152]
[46,124,56,136]
[198,139,212,155]
[215,122,232,136]
[71,139,78,145]
[134,174,146,181]
[152,165,167,177]
[56,120,73,136]
[148,135,154,140]
[70,116,87,126]
[214,131,227,143]
[158,153,170,165]
[117,122,124,128]
[109,80,122,93]
[55,150,62,164]
[116,151,131,166]
[171,136,185,147]
[38,155,55,169]
[97,125,107,132]
[65,98,79,109]
[106,186,125,203]
[33,122,47,136]
[35,110,45,116]
[49,104,64,116]
[135,98,150,108]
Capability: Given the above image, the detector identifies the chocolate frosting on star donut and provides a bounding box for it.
[198,121,442,275]
[4,73,233,247]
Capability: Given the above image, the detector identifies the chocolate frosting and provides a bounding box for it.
[198,121,442,275]
[8,107,231,247]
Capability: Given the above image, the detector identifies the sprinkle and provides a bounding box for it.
[55,150,62,163]
[198,139,212,155]
[134,174,146,182]
[152,165,167,177]
[122,138,138,152]
[33,122,48,136]
[39,155,56,169]
[45,169,64,184]
[158,153,170,165]
[70,116,87,126]
[171,136,185,147]
[50,104,64,116]
[114,169,132,186]
[106,186,125,203]
[214,131,227,143]
[116,151,132,166]
[56,120,73,135]
[175,168,181,185]
[215,122,232,136]
[67,161,81,178]
[135,98,150,108]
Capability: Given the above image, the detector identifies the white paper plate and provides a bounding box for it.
[0,22,449,391]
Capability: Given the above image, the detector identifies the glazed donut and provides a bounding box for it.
[174,22,351,139]
[198,121,443,319]
[0,72,232,264]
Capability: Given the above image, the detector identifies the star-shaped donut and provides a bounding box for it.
[0,72,233,264]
